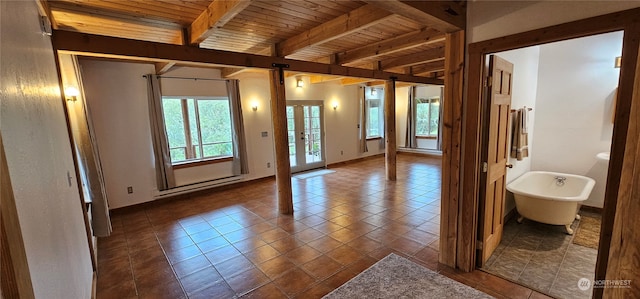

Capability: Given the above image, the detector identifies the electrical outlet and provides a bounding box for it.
[261,131,268,137]
[267,162,271,168]
[127,186,133,194]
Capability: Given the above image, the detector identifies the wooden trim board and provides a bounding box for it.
[51,30,444,85]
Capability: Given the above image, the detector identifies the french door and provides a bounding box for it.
[286,101,326,173]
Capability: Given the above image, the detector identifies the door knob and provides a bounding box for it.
[506,164,513,168]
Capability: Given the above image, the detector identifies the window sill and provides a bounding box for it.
[416,136,437,140]
[366,137,382,141]
[172,156,233,169]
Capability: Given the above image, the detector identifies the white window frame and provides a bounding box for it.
[162,96,234,166]
[415,97,440,138]
[365,96,384,139]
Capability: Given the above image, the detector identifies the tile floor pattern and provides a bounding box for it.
[97,154,549,299]
[483,213,599,299]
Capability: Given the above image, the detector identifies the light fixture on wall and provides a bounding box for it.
[615,56,622,68]
[370,88,377,96]
[252,105,258,111]
[332,103,338,110]
[296,77,304,88]
[64,86,79,102]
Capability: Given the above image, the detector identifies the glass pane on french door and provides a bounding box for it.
[304,106,322,164]
[286,106,297,167]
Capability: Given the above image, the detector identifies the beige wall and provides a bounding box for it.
[79,61,393,208]
[0,1,93,297]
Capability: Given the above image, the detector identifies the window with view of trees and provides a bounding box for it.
[162,97,233,164]
[366,98,383,138]
[416,97,440,137]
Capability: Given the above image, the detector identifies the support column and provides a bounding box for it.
[269,67,293,214]
[384,78,397,181]
[441,30,464,268]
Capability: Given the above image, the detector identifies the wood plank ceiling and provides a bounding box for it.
[46,0,465,84]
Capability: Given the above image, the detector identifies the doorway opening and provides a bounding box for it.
[457,10,640,298]
[286,100,326,173]
[471,26,629,299]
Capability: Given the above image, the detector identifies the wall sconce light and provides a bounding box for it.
[296,78,304,88]
[332,103,338,110]
[370,88,377,96]
[252,105,258,111]
[615,56,622,68]
[64,86,79,102]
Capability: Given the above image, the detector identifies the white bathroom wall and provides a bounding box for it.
[532,31,622,208]
[496,46,541,215]
[79,60,387,208]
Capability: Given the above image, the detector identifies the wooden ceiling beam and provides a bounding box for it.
[335,27,445,65]
[276,4,394,57]
[221,67,247,78]
[188,0,252,45]
[340,78,380,86]
[310,75,344,84]
[47,1,182,30]
[410,60,446,75]
[380,46,445,70]
[52,30,443,85]
[364,0,465,33]
[155,62,175,75]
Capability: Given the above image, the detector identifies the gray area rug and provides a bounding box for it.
[323,254,494,299]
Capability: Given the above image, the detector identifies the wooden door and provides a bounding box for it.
[479,55,513,265]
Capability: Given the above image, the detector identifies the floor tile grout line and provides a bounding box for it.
[547,217,581,295]
[515,230,545,284]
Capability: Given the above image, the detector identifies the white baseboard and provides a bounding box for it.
[153,176,244,199]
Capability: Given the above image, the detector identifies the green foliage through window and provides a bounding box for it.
[416,98,440,137]
[162,97,233,163]
[366,98,382,138]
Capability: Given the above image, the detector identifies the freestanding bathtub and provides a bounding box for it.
[506,171,595,234]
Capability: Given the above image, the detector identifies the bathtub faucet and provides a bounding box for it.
[554,176,567,186]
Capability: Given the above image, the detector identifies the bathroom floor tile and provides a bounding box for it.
[483,212,599,298]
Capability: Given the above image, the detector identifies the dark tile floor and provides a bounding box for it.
[96,154,548,299]
[483,212,599,299]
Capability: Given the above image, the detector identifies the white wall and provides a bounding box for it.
[467,1,640,44]
[80,62,388,208]
[532,31,621,208]
[80,60,158,209]
[496,46,541,214]
[1,1,93,297]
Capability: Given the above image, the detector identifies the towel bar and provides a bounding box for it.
[511,107,533,112]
